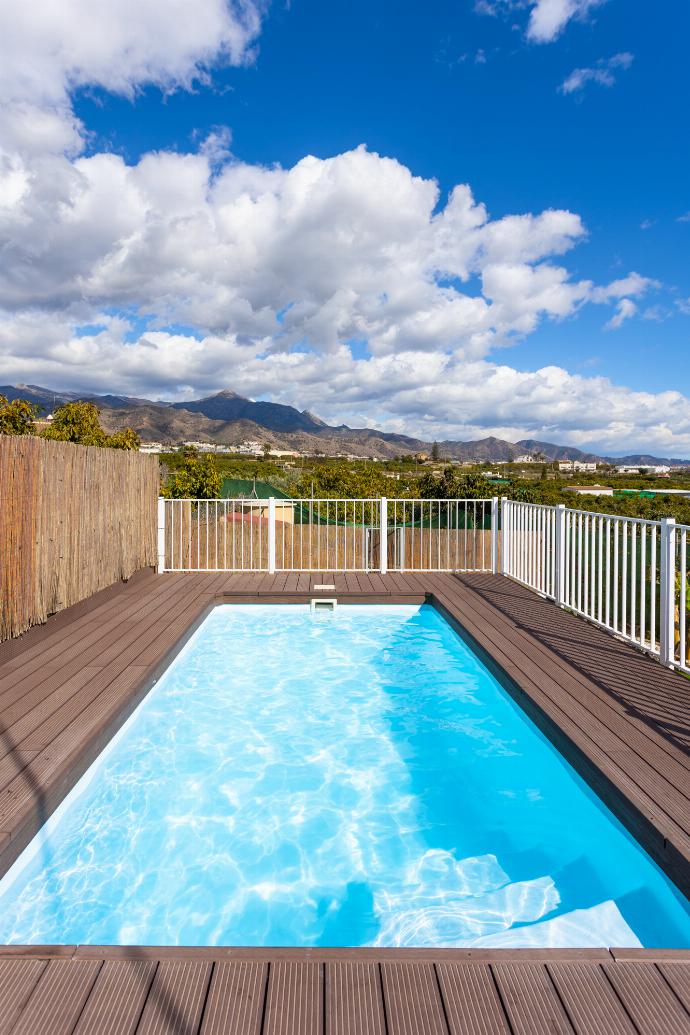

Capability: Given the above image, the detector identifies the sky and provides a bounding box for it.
[0,0,689,454]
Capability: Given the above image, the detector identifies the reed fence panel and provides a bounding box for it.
[0,435,158,641]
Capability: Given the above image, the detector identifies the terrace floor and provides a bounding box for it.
[0,570,689,1033]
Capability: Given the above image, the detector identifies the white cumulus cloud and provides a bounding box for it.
[0,0,263,154]
[0,144,602,357]
[0,0,687,455]
[3,318,690,454]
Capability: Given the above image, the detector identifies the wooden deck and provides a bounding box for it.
[1,570,689,1033]
[1,945,690,1035]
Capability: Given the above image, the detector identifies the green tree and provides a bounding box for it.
[107,427,141,450]
[162,448,221,499]
[431,441,440,461]
[508,482,540,503]
[42,401,140,449]
[42,401,108,446]
[420,466,492,500]
[0,395,40,435]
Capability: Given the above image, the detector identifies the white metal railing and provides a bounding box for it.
[562,508,661,655]
[500,500,557,599]
[673,522,689,672]
[387,498,496,573]
[502,500,690,674]
[158,497,497,575]
[276,498,380,572]
[156,496,689,675]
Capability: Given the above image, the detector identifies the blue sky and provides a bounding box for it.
[1,0,689,452]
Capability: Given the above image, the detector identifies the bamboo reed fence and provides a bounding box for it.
[0,435,159,641]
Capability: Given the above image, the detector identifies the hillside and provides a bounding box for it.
[2,384,689,465]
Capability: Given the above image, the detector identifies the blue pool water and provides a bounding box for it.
[0,603,688,948]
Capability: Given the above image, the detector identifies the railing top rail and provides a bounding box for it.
[160,496,496,504]
[390,497,495,503]
[504,497,667,528]
[504,500,556,511]
[561,507,662,527]
[162,497,383,503]
[277,497,382,504]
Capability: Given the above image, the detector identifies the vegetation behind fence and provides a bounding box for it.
[0,435,159,641]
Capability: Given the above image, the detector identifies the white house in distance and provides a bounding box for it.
[558,461,598,473]
[616,464,671,475]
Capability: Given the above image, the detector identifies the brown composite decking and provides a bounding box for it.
[0,569,689,1034]
[1,946,690,1035]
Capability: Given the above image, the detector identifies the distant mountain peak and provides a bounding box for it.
[169,389,327,435]
[1,384,688,465]
[210,389,243,400]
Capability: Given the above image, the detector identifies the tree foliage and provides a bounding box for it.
[0,395,40,435]
[161,448,222,499]
[419,466,493,500]
[42,402,108,446]
[107,427,141,450]
[41,402,140,450]
[296,460,418,500]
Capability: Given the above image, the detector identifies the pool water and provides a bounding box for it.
[0,604,688,948]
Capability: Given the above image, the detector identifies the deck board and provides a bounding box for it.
[602,961,690,1034]
[491,962,574,1035]
[9,958,102,1035]
[0,958,48,1035]
[380,961,448,1035]
[436,962,511,1035]
[72,959,157,1035]
[546,961,637,1035]
[263,961,323,1035]
[1,570,690,1033]
[200,961,268,1035]
[325,961,386,1035]
[135,960,212,1035]
[659,962,690,1013]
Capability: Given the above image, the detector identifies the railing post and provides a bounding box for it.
[500,497,510,576]
[268,497,276,574]
[555,504,566,606]
[380,497,388,574]
[660,517,676,667]
[157,498,166,573]
[491,497,499,574]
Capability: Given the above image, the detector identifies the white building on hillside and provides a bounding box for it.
[616,464,671,475]
[558,461,598,473]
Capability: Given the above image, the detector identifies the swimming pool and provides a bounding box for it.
[0,603,688,947]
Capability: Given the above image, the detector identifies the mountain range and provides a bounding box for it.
[2,384,689,466]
